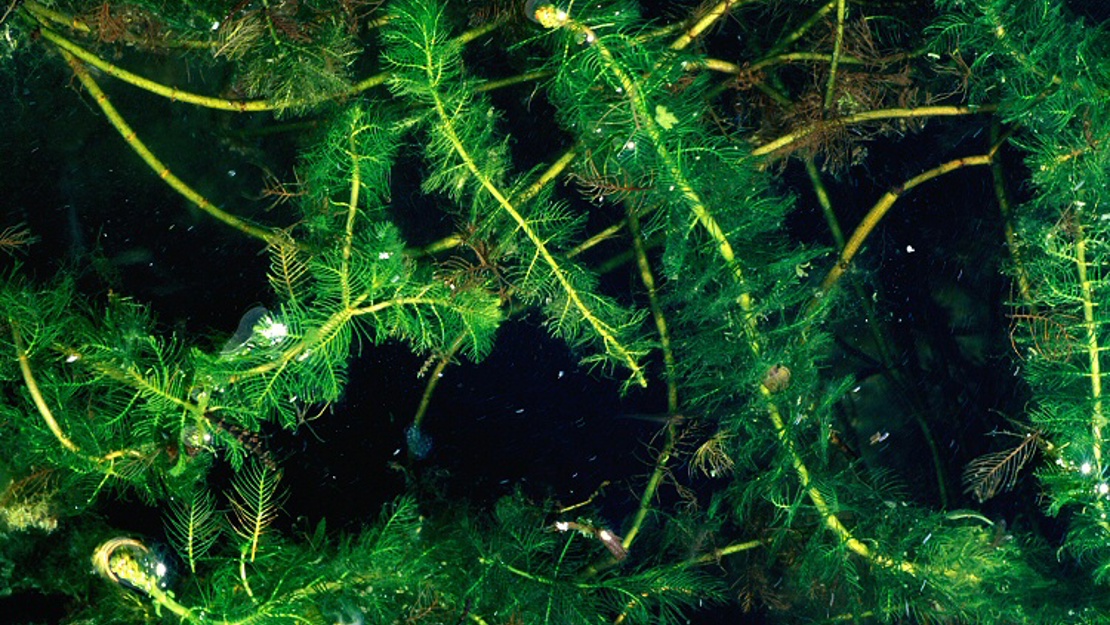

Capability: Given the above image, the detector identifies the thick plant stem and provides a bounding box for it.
[754,106,995,157]
[38,26,274,111]
[669,0,756,51]
[61,52,279,246]
[622,207,678,549]
[818,154,994,296]
[28,8,498,114]
[11,323,80,453]
[1076,228,1105,470]
[823,0,846,110]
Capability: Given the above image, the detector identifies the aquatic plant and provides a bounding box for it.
[1,0,1110,622]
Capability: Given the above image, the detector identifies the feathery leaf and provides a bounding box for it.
[962,431,1042,503]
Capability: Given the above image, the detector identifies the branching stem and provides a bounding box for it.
[61,51,279,245]
[817,153,994,296]
[822,0,846,110]
[11,323,79,453]
[422,55,647,385]
[754,105,995,157]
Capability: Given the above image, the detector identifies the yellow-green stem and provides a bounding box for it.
[822,0,846,110]
[62,51,279,245]
[11,323,80,453]
[622,207,678,549]
[424,61,647,385]
[818,154,993,296]
[669,0,756,51]
[754,105,995,157]
[1076,228,1105,470]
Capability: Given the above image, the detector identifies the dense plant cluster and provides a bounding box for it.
[2,0,1110,622]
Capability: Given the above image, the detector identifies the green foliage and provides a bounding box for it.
[228,460,285,562]
[9,0,1110,622]
[165,483,221,573]
[384,0,652,386]
[934,0,1110,584]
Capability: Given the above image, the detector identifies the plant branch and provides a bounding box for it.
[670,0,756,51]
[753,105,995,157]
[10,323,80,453]
[817,153,994,297]
[621,206,678,549]
[822,0,846,110]
[61,51,280,245]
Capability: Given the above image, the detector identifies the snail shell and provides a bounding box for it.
[761,364,791,393]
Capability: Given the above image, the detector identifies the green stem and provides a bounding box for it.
[822,0,846,110]
[622,207,678,549]
[423,60,647,386]
[817,154,994,297]
[765,0,835,59]
[1076,227,1105,470]
[61,51,280,245]
[754,105,995,157]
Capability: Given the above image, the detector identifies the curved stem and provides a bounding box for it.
[762,386,920,576]
[37,26,246,110]
[822,0,846,110]
[28,9,499,113]
[11,323,80,453]
[669,0,756,51]
[753,105,996,157]
[411,334,464,431]
[39,23,382,112]
[424,65,648,386]
[817,153,994,296]
[810,152,1000,507]
[621,207,678,549]
[61,51,279,245]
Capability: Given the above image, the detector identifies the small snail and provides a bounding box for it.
[524,0,568,28]
[761,364,791,393]
[524,0,543,22]
[92,538,169,596]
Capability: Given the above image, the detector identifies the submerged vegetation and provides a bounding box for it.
[2,0,1110,621]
